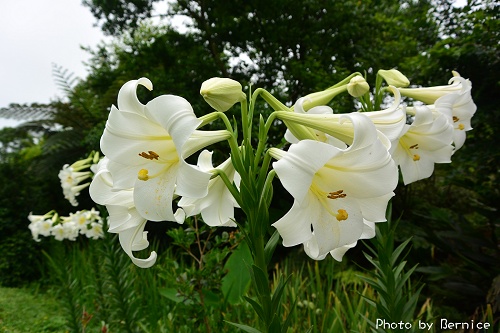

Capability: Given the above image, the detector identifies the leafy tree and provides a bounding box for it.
[84,0,443,102]
[82,0,155,36]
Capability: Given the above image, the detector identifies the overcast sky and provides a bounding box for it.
[0,0,107,128]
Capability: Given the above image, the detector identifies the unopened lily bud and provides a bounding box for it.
[347,76,370,97]
[200,77,246,112]
[378,69,410,87]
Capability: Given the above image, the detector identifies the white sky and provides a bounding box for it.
[0,0,107,128]
[0,0,468,129]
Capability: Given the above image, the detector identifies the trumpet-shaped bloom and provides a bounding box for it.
[100,78,230,222]
[398,72,466,105]
[28,212,54,241]
[392,106,454,185]
[429,77,476,151]
[280,90,404,150]
[359,87,407,149]
[90,157,157,268]
[178,150,240,227]
[270,113,398,260]
[58,151,100,206]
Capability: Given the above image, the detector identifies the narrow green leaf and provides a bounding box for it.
[225,321,263,333]
[243,296,265,322]
[271,274,291,314]
[390,237,412,266]
[250,264,271,297]
[264,230,280,265]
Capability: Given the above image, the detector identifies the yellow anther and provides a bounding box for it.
[413,154,421,161]
[138,169,149,181]
[335,209,348,221]
[139,151,160,160]
[327,190,346,199]
[458,123,465,130]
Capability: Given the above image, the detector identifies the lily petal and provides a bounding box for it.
[118,221,157,268]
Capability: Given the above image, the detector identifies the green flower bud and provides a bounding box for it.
[200,77,246,112]
[347,76,370,97]
[378,69,410,87]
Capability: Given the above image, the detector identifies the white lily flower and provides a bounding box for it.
[84,221,105,240]
[67,210,90,233]
[178,150,240,227]
[312,221,376,261]
[51,224,66,241]
[100,78,230,222]
[428,77,476,151]
[283,98,346,145]
[361,87,407,149]
[398,72,467,105]
[58,152,99,206]
[90,157,157,268]
[392,106,454,185]
[270,113,398,260]
[280,96,400,150]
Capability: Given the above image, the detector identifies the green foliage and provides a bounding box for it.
[361,213,427,333]
[82,0,156,36]
[0,231,42,287]
[221,240,253,304]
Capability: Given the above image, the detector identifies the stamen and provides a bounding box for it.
[413,154,420,161]
[453,116,459,123]
[327,190,346,199]
[458,124,464,130]
[139,151,160,160]
[335,209,348,221]
[138,169,149,181]
[409,144,419,149]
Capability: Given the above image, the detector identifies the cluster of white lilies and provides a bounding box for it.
[85,69,475,268]
[28,208,104,242]
[28,152,105,242]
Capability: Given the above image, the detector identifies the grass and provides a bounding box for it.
[0,286,67,333]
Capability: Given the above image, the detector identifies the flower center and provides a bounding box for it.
[413,154,421,161]
[335,209,348,221]
[458,123,464,130]
[138,151,160,160]
[327,190,346,199]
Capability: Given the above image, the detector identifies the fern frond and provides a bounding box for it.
[52,63,80,95]
[0,104,55,121]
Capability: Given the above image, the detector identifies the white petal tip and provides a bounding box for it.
[137,77,153,91]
